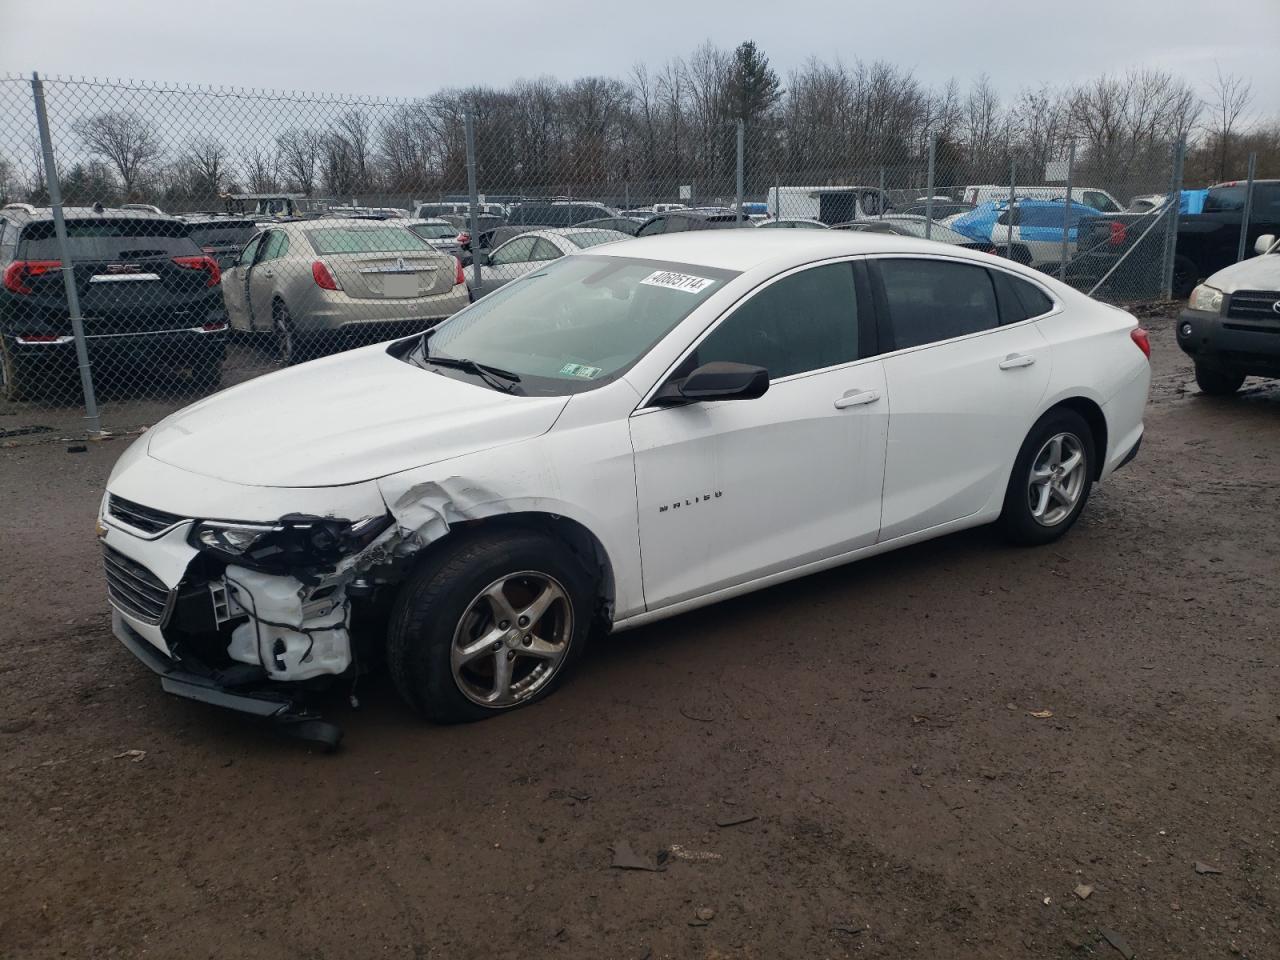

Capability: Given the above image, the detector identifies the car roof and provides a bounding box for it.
[404,217,454,226]
[2,203,175,222]
[581,229,995,272]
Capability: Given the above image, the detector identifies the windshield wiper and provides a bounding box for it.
[423,354,522,393]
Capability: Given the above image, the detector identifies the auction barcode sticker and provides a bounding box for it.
[640,270,716,294]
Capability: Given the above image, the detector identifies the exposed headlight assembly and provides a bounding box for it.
[189,513,394,576]
[1188,284,1224,313]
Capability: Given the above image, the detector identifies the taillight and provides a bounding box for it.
[172,255,221,287]
[1130,327,1151,359]
[454,256,465,286]
[456,232,470,245]
[3,260,61,295]
[200,321,227,332]
[312,260,340,290]
[1109,222,1127,247]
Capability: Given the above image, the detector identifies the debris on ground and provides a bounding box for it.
[66,444,87,454]
[695,907,715,922]
[610,841,666,872]
[678,706,715,722]
[1074,884,1094,900]
[1194,860,1223,875]
[667,844,722,863]
[1099,927,1135,959]
[715,814,757,828]
[831,921,863,936]
[113,749,146,762]
[548,788,591,803]
[1029,709,1054,719]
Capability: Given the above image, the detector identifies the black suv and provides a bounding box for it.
[0,204,227,401]
[181,214,260,270]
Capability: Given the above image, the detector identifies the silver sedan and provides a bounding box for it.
[468,228,630,298]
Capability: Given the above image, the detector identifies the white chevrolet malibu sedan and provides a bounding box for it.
[99,230,1151,744]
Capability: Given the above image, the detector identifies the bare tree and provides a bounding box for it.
[275,128,321,196]
[240,147,279,193]
[71,111,162,198]
[182,136,230,201]
[1207,66,1253,180]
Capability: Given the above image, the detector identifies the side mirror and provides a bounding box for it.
[653,361,770,405]
[1255,234,1277,256]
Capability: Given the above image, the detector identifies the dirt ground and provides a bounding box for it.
[1,315,1277,960]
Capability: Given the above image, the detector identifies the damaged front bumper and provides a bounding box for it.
[113,609,303,718]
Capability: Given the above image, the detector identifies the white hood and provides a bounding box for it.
[146,343,569,487]
[1205,254,1280,294]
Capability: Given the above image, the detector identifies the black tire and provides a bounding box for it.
[1172,255,1198,300]
[386,530,595,723]
[0,335,28,402]
[1194,363,1244,396]
[998,408,1095,546]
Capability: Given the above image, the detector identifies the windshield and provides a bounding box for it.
[20,219,199,259]
[306,226,427,255]
[403,255,737,395]
[411,222,458,240]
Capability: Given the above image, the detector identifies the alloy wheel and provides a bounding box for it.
[1027,432,1087,526]
[450,572,573,708]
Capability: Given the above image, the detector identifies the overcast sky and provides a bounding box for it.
[3,0,1278,118]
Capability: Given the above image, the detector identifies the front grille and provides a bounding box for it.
[108,494,184,534]
[1226,290,1280,326]
[103,545,173,625]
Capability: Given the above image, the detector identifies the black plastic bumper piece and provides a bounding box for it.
[115,616,294,717]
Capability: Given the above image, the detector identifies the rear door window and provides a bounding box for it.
[529,238,563,261]
[991,270,1054,324]
[876,258,999,350]
[491,235,538,265]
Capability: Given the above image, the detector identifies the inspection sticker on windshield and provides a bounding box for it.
[640,270,716,294]
[560,362,602,379]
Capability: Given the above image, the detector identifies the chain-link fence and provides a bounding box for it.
[0,70,1233,436]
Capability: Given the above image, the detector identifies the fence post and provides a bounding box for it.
[1161,138,1186,299]
[735,118,745,224]
[1007,157,1016,258]
[1058,140,1076,280]
[774,170,782,220]
[878,166,885,219]
[30,72,102,436]
[1237,151,1257,263]
[464,110,482,296]
[924,133,936,239]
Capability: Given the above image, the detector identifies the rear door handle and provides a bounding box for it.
[834,389,881,409]
[998,353,1035,370]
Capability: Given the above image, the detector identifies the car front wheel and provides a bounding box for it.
[1194,363,1244,396]
[386,530,593,723]
[999,408,1095,546]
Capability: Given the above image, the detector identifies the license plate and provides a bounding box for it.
[382,274,417,298]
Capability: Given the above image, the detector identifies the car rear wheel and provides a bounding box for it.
[273,301,299,366]
[1172,255,1198,299]
[1194,363,1244,396]
[386,530,593,723]
[999,408,1095,546]
[0,336,27,401]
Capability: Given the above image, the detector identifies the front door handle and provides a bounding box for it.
[834,389,881,409]
[998,353,1036,370]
